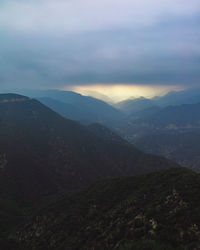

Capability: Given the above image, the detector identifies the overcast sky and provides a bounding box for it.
[0,0,200,92]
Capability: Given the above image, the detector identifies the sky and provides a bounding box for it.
[0,0,200,101]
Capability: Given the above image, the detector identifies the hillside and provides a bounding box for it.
[88,123,125,143]
[0,94,178,202]
[11,168,200,250]
[0,93,180,246]
[117,103,200,171]
[134,132,200,172]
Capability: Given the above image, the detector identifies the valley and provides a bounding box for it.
[0,89,200,249]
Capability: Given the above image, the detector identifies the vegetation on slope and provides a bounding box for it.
[11,168,200,250]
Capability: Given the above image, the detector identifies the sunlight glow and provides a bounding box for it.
[63,84,184,102]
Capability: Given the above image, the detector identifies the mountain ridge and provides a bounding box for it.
[0,93,178,203]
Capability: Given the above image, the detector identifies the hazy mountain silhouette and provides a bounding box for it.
[134,103,200,128]
[154,88,200,106]
[114,88,200,118]
[115,97,156,114]
[16,89,124,125]
[37,97,93,124]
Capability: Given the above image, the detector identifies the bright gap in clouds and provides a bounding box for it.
[63,84,184,103]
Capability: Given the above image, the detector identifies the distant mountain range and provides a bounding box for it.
[128,102,200,130]
[2,88,200,174]
[115,97,156,114]
[3,88,200,173]
[5,88,200,127]
[153,88,200,106]
[14,89,124,125]
[117,102,200,171]
[115,88,200,114]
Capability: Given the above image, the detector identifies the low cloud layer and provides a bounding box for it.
[0,0,200,90]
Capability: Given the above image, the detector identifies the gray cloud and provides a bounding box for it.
[0,0,200,90]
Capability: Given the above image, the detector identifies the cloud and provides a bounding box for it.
[1,0,200,32]
[0,0,199,90]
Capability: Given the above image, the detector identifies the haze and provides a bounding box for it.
[65,84,183,102]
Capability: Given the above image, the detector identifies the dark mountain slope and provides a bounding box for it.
[0,94,177,203]
[12,168,200,250]
[88,123,125,143]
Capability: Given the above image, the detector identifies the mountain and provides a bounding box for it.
[11,167,200,250]
[137,103,200,128]
[0,93,178,201]
[37,97,93,124]
[128,106,162,120]
[114,88,200,117]
[16,89,124,125]
[154,88,200,107]
[119,102,200,137]
[134,132,200,172]
[117,103,200,171]
[0,93,179,245]
[114,106,162,132]
[115,97,156,114]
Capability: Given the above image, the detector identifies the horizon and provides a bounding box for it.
[0,84,187,104]
[64,84,185,102]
